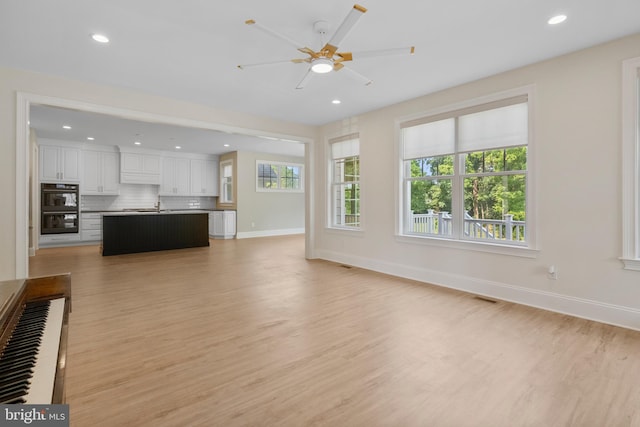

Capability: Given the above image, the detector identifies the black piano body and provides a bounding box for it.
[0,274,71,404]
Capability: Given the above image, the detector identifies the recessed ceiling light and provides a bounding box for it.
[332,99,341,104]
[175,146,181,150]
[223,144,230,147]
[62,125,71,130]
[87,137,95,141]
[548,14,567,25]
[134,141,141,145]
[91,33,110,43]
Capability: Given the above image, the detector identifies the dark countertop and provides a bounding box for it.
[101,210,210,216]
[82,209,235,214]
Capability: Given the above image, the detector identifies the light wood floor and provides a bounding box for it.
[29,235,640,426]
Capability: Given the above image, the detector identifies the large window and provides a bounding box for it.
[329,134,360,228]
[256,161,303,192]
[401,94,530,247]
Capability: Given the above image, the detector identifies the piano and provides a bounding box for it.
[0,274,71,404]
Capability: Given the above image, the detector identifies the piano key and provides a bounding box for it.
[0,369,33,382]
[0,382,29,402]
[23,298,65,404]
[0,371,32,385]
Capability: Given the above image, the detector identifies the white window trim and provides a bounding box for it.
[327,133,362,231]
[219,159,234,204]
[395,85,538,257]
[255,160,304,193]
[621,57,640,271]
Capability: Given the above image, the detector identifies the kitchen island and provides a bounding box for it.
[102,211,209,256]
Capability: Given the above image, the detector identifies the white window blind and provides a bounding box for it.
[222,163,232,177]
[331,138,359,159]
[402,118,455,159]
[458,102,528,152]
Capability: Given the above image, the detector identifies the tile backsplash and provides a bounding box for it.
[81,184,217,211]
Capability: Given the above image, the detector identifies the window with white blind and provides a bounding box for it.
[329,134,360,229]
[220,160,233,203]
[400,93,531,247]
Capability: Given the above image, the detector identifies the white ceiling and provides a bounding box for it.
[28,105,306,157]
[2,0,640,148]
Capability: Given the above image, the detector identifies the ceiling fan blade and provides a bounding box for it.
[245,19,306,50]
[238,59,307,70]
[322,4,367,57]
[336,52,353,62]
[298,47,320,59]
[295,69,314,90]
[350,46,415,59]
[341,66,372,86]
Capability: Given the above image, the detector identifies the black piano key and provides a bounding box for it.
[0,300,52,404]
[0,370,33,383]
[13,324,46,334]
[1,337,42,358]
[0,392,28,404]
[0,382,29,402]
[0,362,38,377]
[0,374,32,390]
[1,396,26,404]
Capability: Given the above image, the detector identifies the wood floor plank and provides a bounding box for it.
[28,236,640,426]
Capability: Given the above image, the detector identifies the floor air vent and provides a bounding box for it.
[473,296,498,304]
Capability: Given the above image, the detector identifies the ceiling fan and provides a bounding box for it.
[237,4,415,89]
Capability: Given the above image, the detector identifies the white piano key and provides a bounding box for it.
[23,297,65,404]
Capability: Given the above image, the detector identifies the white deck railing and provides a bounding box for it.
[410,210,525,242]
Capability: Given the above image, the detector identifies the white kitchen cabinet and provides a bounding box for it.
[80,212,102,241]
[39,233,81,246]
[209,210,236,239]
[82,150,120,195]
[160,157,191,195]
[119,149,162,185]
[191,158,218,196]
[39,144,81,183]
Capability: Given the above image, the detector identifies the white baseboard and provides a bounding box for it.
[236,228,305,239]
[316,249,640,332]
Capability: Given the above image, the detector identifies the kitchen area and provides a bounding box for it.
[28,104,305,259]
[36,138,236,255]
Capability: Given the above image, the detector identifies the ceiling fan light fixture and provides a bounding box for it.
[547,14,567,25]
[311,58,333,74]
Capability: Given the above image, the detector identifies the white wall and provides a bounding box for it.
[0,66,317,280]
[315,33,640,330]
[236,151,305,238]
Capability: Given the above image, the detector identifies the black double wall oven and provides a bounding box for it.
[41,183,79,235]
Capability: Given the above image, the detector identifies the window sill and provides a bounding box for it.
[326,226,364,236]
[621,258,640,271]
[396,234,539,258]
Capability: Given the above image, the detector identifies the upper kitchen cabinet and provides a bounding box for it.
[39,142,81,183]
[160,156,191,196]
[82,146,120,195]
[119,147,161,185]
[190,158,218,196]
